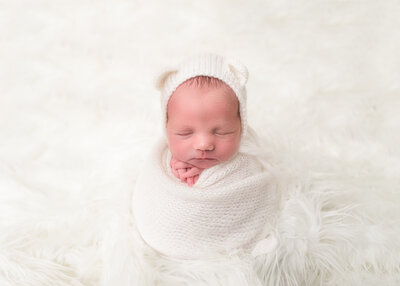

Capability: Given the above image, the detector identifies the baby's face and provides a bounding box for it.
[166,83,241,169]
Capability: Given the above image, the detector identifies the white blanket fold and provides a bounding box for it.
[133,138,278,259]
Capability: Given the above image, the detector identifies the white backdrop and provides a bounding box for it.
[1,0,399,285]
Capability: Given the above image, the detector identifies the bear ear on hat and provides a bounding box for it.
[155,69,178,90]
[228,58,249,87]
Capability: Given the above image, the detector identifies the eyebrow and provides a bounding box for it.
[215,122,238,128]
[173,125,193,130]
[172,123,238,131]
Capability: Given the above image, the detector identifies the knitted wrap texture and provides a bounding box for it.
[132,137,278,259]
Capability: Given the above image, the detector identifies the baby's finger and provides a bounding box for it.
[171,167,180,179]
[170,158,175,168]
[170,157,181,170]
[187,176,194,187]
[173,161,194,170]
[181,167,203,179]
[194,175,199,184]
[177,168,185,176]
[177,168,187,182]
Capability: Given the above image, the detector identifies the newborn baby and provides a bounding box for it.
[167,75,241,187]
[133,54,278,259]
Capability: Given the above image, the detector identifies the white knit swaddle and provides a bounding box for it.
[133,138,278,259]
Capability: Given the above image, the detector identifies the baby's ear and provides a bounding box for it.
[228,58,249,87]
[155,69,178,90]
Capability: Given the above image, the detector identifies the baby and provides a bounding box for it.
[166,75,241,187]
[133,54,278,259]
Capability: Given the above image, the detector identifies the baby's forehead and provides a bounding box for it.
[172,76,238,103]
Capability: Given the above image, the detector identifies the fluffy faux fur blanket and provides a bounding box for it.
[132,137,279,259]
[1,0,400,285]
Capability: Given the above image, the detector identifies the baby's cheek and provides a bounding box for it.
[218,138,240,161]
[168,137,190,160]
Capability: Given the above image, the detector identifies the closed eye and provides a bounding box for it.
[176,132,193,136]
[215,131,235,136]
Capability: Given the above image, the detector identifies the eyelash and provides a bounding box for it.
[176,131,234,136]
[215,132,233,136]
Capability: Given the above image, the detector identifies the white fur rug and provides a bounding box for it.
[1,0,399,285]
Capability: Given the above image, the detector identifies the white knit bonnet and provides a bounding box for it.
[156,53,249,137]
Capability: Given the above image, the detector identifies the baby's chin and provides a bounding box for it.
[188,158,220,169]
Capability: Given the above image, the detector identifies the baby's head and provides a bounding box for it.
[156,54,249,169]
[166,76,241,169]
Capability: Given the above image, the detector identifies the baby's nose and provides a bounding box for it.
[194,135,214,151]
[198,142,214,151]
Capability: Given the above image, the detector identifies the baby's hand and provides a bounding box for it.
[170,157,204,187]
